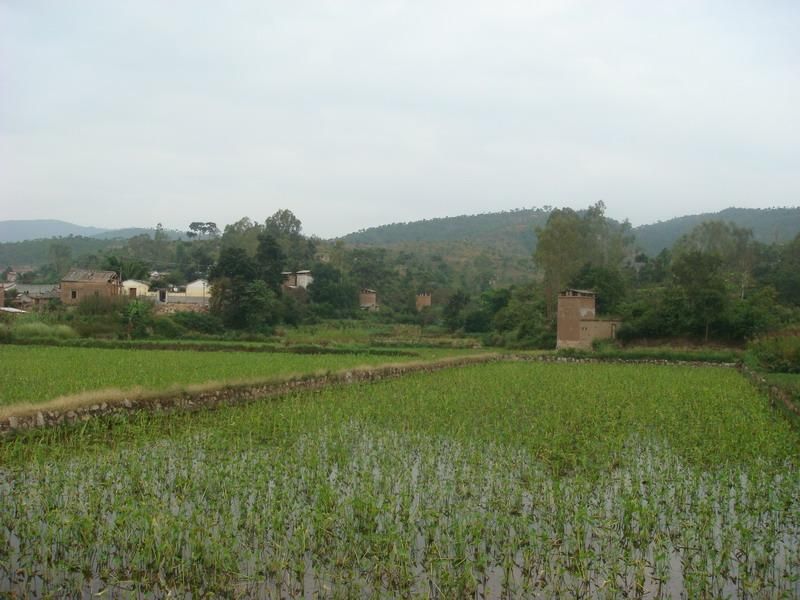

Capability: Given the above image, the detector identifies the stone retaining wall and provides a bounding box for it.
[740,364,800,418]
[0,353,744,436]
[0,355,502,435]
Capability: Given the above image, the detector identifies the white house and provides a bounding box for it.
[185,279,211,298]
[295,270,314,289]
[122,279,150,299]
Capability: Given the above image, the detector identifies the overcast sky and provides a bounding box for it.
[1,1,798,237]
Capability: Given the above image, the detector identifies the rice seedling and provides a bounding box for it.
[0,345,478,407]
[1,362,798,597]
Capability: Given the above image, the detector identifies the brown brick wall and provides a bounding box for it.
[61,282,120,305]
[556,295,595,348]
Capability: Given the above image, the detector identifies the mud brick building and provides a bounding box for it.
[556,289,621,349]
[60,269,120,305]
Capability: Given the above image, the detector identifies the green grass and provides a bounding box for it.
[564,344,742,363]
[1,362,798,596]
[765,372,800,392]
[0,345,479,407]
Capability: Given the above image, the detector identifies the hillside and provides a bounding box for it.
[633,207,800,255]
[0,220,106,242]
[341,206,800,256]
[0,229,185,269]
[0,237,126,269]
[342,208,548,250]
[0,220,186,244]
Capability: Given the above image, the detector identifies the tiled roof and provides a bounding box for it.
[61,269,119,283]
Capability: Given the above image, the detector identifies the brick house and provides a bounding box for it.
[359,288,379,311]
[61,269,121,305]
[556,289,621,349]
[416,292,432,312]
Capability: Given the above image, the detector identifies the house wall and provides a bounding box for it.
[123,281,150,298]
[416,293,432,311]
[578,319,621,348]
[296,273,314,289]
[185,280,210,297]
[359,291,378,310]
[61,281,119,305]
[556,294,596,348]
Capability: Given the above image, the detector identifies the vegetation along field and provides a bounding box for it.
[1,361,798,597]
[0,345,479,408]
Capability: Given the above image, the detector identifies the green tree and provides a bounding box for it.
[209,247,259,328]
[443,290,470,331]
[102,255,149,280]
[307,263,357,316]
[534,202,633,316]
[265,209,302,238]
[48,242,72,277]
[255,232,286,292]
[568,264,627,314]
[221,217,263,256]
[241,280,281,332]
[671,251,727,341]
[122,299,153,339]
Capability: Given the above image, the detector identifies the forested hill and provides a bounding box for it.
[341,208,549,250]
[633,207,800,255]
[341,206,800,256]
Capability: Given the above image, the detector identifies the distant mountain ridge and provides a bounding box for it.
[341,206,800,256]
[0,219,107,242]
[0,220,184,243]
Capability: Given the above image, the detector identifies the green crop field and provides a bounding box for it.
[0,345,479,407]
[1,362,799,597]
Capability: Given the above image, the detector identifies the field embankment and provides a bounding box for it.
[0,345,482,408]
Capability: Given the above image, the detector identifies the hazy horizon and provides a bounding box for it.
[4,204,800,241]
[2,1,798,237]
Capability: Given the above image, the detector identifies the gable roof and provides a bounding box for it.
[14,283,59,295]
[61,269,119,283]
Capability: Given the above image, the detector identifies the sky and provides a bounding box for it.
[1,0,798,238]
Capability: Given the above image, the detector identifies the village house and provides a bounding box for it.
[9,283,60,310]
[415,292,432,312]
[147,280,212,312]
[556,289,621,349]
[4,267,34,283]
[359,288,379,311]
[282,270,314,290]
[152,294,210,314]
[185,279,211,297]
[60,269,121,305]
[122,279,150,298]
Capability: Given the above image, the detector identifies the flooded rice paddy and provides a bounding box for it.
[1,362,798,597]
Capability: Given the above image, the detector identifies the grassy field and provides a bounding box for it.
[1,362,798,597]
[766,372,800,393]
[0,345,480,407]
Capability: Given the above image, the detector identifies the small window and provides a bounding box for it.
[70,290,77,299]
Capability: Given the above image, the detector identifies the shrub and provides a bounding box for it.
[151,317,187,339]
[71,316,125,339]
[171,311,225,335]
[121,300,155,339]
[76,295,127,316]
[13,321,77,339]
[747,333,800,373]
